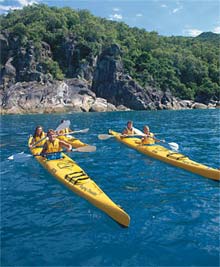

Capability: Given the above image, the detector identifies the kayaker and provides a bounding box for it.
[122,121,139,135]
[41,129,72,159]
[141,125,163,145]
[58,119,73,135]
[29,125,46,148]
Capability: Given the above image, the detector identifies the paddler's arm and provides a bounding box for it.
[28,138,34,148]
[59,140,72,152]
[29,136,37,148]
[40,142,48,156]
[153,135,165,143]
[121,128,127,135]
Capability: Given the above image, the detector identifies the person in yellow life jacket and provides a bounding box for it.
[122,121,139,136]
[141,126,162,145]
[41,129,72,159]
[57,119,73,135]
[29,126,46,148]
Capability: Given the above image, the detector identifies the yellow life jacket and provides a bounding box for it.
[124,127,135,135]
[33,132,46,147]
[59,128,69,134]
[142,133,155,145]
[45,139,62,153]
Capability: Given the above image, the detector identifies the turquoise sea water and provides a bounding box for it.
[1,109,220,267]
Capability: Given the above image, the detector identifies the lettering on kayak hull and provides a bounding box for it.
[64,172,101,196]
[79,184,99,196]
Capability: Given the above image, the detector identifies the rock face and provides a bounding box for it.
[60,35,96,81]
[92,44,182,110]
[0,79,118,114]
[0,33,217,114]
[0,34,53,88]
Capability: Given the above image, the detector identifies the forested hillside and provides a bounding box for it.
[0,4,219,102]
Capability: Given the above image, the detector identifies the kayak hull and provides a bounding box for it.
[109,130,220,181]
[28,137,130,227]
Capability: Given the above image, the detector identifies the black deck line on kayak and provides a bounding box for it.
[166,152,188,160]
[65,171,89,185]
[68,138,78,141]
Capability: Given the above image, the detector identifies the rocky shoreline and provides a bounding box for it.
[1,78,218,115]
[1,38,219,115]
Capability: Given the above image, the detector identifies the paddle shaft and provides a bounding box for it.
[31,136,48,147]
[37,146,96,156]
[58,128,89,136]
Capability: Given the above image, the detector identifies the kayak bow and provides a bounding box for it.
[28,136,130,227]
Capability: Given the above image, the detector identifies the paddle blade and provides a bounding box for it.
[69,128,90,134]
[8,152,33,161]
[98,134,113,140]
[168,142,179,151]
[55,120,70,132]
[78,128,89,134]
[133,127,144,135]
[74,145,96,152]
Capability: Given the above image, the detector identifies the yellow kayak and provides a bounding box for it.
[109,130,220,181]
[28,136,130,227]
[58,135,87,148]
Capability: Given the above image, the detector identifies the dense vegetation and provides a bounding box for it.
[0,4,219,101]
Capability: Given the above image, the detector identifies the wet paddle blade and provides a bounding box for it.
[8,152,33,161]
[55,120,70,132]
[98,134,113,140]
[168,142,179,151]
[74,145,97,152]
[133,127,144,135]
[76,128,89,134]
[68,128,90,135]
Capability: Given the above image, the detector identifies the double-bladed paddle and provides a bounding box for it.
[59,128,89,136]
[8,145,96,161]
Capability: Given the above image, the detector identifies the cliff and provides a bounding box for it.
[0,41,217,114]
[0,5,219,114]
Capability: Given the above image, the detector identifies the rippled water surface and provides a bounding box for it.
[1,109,220,266]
